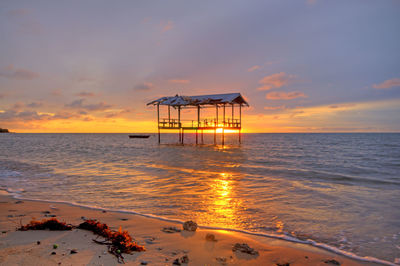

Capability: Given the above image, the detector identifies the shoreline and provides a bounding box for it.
[0,194,387,265]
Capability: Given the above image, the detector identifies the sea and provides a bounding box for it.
[0,133,399,264]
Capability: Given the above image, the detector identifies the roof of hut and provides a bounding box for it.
[147,93,249,107]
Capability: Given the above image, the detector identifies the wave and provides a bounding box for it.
[2,189,397,266]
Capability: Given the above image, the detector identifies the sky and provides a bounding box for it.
[0,0,399,133]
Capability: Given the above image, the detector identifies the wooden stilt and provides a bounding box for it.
[181,129,184,144]
[196,130,198,144]
[157,104,160,144]
[214,129,216,145]
[222,128,225,146]
[201,130,204,144]
[239,129,241,144]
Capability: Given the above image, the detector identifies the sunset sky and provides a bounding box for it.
[1,0,399,133]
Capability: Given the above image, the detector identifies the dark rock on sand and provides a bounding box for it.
[173,255,189,265]
[277,263,290,266]
[183,221,197,232]
[37,241,41,245]
[141,261,148,265]
[51,252,56,255]
[206,233,217,241]
[324,259,341,265]
[232,243,259,256]
[216,257,227,264]
[70,249,78,254]
[15,201,23,204]
[161,227,181,233]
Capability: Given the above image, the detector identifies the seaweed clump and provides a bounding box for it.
[18,218,72,231]
[78,219,145,263]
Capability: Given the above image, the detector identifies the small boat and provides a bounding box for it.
[129,134,150,139]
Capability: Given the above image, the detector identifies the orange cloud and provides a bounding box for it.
[134,82,154,91]
[168,79,190,84]
[372,78,400,89]
[266,91,307,100]
[257,72,296,90]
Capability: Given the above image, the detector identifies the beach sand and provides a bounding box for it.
[0,194,377,266]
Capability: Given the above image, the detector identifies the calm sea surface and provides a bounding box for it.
[0,133,399,263]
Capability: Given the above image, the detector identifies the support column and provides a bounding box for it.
[201,130,204,144]
[222,128,225,146]
[168,105,171,126]
[214,128,216,145]
[181,129,184,144]
[157,104,160,144]
[178,106,181,144]
[196,130,198,144]
[239,104,242,144]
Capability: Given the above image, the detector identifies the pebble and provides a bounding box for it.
[70,249,78,254]
[173,255,189,265]
[323,259,341,265]
[51,252,56,255]
[140,261,148,265]
[37,241,41,245]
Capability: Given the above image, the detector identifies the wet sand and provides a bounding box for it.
[0,195,378,265]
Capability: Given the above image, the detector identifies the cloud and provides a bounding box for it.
[161,20,174,32]
[65,99,112,111]
[0,110,48,122]
[0,65,39,80]
[248,65,260,72]
[51,89,62,96]
[134,82,153,91]
[76,91,95,97]
[257,72,296,91]
[168,79,190,84]
[264,105,286,110]
[266,91,307,100]
[27,102,43,108]
[372,78,400,89]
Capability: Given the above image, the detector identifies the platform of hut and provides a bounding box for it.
[147,93,249,145]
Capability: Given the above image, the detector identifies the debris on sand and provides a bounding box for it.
[183,221,197,232]
[161,226,181,233]
[323,259,341,265]
[232,243,259,255]
[70,249,78,254]
[78,219,145,263]
[173,255,189,265]
[276,263,290,266]
[216,257,227,265]
[18,218,72,231]
[206,233,217,242]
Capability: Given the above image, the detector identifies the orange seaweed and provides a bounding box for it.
[18,218,72,231]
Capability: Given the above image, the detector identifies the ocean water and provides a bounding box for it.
[0,133,399,264]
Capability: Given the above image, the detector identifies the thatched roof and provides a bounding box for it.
[147,93,249,107]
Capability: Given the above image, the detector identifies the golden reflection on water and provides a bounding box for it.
[194,172,245,229]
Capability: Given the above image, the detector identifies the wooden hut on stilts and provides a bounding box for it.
[147,93,249,145]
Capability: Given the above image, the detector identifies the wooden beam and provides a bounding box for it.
[157,104,160,144]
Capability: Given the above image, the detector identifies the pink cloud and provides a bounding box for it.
[257,72,296,91]
[266,91,307,100]
[264,105,286,110]
[0,65,39,80]
[77,91,96,97]
[248,65,260,72]
[161,21,174,32]
[168,79,190,84]
[372,78,400,89]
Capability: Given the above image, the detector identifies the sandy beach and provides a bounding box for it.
[0,194,379,266]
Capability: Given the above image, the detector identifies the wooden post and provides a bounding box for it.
[214,128,216,145]
[196,130,198,144]
[157,103,160,144]
[201,129,204,144]
[182,129,184,144]
[178,106,181,143]
[222,104,225,146]
[168,105,171,126]
[232,103,234,125]
[239,104,242,144]
[216,104,218,126]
